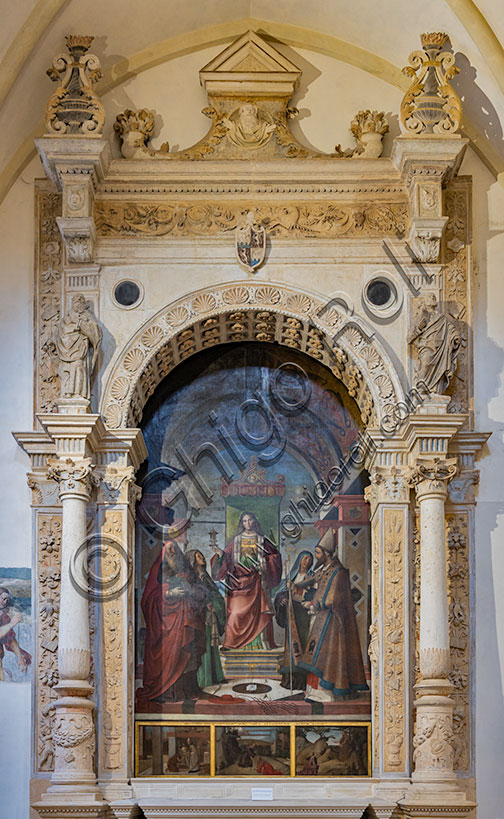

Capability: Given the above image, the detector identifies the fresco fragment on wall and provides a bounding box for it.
[0,568,32,683]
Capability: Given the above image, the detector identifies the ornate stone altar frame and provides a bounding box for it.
[14,28,490,819]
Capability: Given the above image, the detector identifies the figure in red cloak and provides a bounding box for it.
[211,512,282,650]
[137,540,207,703]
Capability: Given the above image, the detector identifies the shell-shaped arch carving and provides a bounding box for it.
[100,282,405,429]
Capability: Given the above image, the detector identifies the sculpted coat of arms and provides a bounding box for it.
[235,211,266,274]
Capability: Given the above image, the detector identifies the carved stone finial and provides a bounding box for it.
[49,294,102,401]
[45,34,104,135]
[400,32,462,135]
[235,211,266,275]
[114,108,170,158]
[407,293,461,394]
[336,110,389,158]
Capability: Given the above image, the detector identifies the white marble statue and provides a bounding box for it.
[408,293,461,395]
[53,294,102,400]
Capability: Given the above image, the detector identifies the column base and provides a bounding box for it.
[399,790,476,819]
[32,790,110,819]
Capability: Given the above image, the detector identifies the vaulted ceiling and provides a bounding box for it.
[1,0,504,205]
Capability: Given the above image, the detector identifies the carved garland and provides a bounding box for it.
[101,283,403,430]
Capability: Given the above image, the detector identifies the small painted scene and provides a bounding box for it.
[215,725,290,776]
[0,568,32,682]
[295,724,369,776]
[136,724,211,776]
[135,343,371,720]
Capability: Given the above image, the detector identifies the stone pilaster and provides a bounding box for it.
[92,429,146,805]
[365,443,411,789]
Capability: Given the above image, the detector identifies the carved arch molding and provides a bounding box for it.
[101,281,404,431]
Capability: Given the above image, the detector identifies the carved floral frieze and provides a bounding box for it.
[94,200,408,239]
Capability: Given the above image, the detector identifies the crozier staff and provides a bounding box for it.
[299,529,368,703]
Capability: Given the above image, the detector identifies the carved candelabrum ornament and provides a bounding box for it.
[114,108,170,159]
[400,32,462,135]
[45,35,105,135]
[49,294,102,402]
[408,294,461,395]
[335,110,389,158]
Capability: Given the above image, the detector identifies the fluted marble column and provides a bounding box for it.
[409,456,457,786]
[45,456,100,795]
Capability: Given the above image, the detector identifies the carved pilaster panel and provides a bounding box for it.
[371,517,380,773]
[35,184,63,416]
[99,509,126,774]
[382,508,407,772]
[36,514,62,773]
[447,511,471,773]
[443,178,472,422]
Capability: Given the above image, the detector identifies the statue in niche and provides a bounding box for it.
[407,293,461,394]
[223,103,276,149]
[51,294,102,399]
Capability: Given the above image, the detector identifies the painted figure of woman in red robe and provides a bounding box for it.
[138,540,207,703]
[211,512,282,650]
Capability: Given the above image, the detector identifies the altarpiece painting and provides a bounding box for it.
[134,344,371,752]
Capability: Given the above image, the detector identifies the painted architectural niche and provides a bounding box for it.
[15,24,489,819]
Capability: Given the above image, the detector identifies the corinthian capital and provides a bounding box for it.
[47,457,96,499]
[95,463,141,505]
[408,456,457,499]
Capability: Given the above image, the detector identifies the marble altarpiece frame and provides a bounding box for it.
[14,27,490,819]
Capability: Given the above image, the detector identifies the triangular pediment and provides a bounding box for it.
[200,30,301,97]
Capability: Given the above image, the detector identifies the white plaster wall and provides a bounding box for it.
[461,148,504,817]
[0,155,42,819]
[0,42,503,817]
